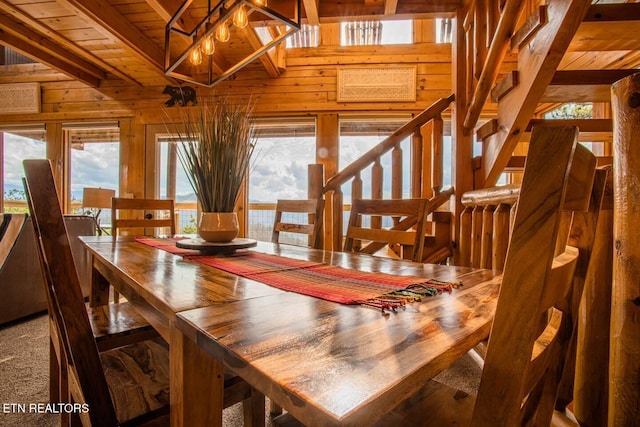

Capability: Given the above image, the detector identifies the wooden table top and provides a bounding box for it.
[171,246,500,426]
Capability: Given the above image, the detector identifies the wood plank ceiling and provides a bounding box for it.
[0,0,460,88]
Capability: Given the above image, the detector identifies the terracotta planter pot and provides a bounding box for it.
[198,212,239,242]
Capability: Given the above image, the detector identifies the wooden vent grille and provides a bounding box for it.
[337,67,416,102]
[0,83,41,114]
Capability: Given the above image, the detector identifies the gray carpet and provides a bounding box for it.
[0,313,482,426]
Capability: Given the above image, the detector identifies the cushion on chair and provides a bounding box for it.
[101,338,170,424]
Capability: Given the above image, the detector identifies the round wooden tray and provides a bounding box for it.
[176,237,257,254]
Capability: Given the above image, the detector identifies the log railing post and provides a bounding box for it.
[411,129,424,199]
[371,158,383,229]
[492,203,511,270]
[610,72,640,427]
[331,190,343,252]
[391,144,403,199]
[470,205,483,268]
[459,206,473,267]
[480,205,495,269]
[432,116,444,195]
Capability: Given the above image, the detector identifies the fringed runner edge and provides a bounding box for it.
[356,279,463,314]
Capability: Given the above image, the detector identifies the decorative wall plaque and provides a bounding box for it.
[0,83,41,114]
[337,67,416,102]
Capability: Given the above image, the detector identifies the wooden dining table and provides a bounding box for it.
[82,236,501,426]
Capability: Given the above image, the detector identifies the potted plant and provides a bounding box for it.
[170,96,256,242]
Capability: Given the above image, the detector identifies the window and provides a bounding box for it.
[1,126,46,213]
[436,18,453,44]
[157,136,198,234]
[0,47,35,65]
[287,24,321,48]
[340,20,413,46]
[248,118,316,243]
[66,124,120,220]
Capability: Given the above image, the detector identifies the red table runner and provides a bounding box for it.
[136,237,459,313]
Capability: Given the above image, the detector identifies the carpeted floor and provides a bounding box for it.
[0,312,482,426]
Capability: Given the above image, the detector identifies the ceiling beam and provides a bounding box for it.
[385,0,399,15]
[302,0,320,25]
[316,0,458,20]
[242,26,281,78]
[0,30,100,87]
[144,0,229,78]
[0,0,140,86]
[56,0,165,74]
[144,0,185,23]
[0,14,105,80]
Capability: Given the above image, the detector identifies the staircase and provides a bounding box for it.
[320,95,456,263]
[467,1,640,187]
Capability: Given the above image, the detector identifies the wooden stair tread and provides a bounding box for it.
[88,302,160,352]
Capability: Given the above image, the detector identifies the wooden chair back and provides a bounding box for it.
[471,126,597,426]
[343,198,429,262]
[271,198,324,249]
[111,197,176,237]
[0,213,28,272]
[23,159,120,426]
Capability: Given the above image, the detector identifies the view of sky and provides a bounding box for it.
[3,130,452,205]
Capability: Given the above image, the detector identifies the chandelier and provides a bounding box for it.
[164,0,301,87]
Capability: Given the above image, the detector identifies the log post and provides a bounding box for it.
[610,72,640,427]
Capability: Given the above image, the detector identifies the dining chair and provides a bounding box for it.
[0,213,28,270]
[111,197,176,237]
[371,126,599,426]
[21,176,160,417]
[343,198,429,262]
[23,159,171,426]
[25,159,259,426]
[271,198,324,249]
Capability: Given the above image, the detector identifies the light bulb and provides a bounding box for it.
[202,34,215,55]
[233,5,248,28]
[190,46,203,65]
[254,0,267,6]
[215,21,230,42]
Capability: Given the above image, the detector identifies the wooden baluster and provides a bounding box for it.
[412,129,424,199]
[432,116,444,195]
[392,144,403,227]
[351,173,363,251]
[487,0,499,47]
[332,189,343,252]
[474,0,487,81]
[466,23,475,103]
[610,73,640,426]
[492,203,511,271]
[352,172,363,201]
[391,143,402,199]
[470,205,483,268]
[480,204,495,269]
[459,206,473,267]
[371,158,383,229]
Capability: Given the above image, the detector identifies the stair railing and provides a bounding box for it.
[321,95,455,252]
[458,183,520,270]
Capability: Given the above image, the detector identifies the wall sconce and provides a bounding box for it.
[165,0,301,87]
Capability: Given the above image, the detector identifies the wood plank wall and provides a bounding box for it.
[0,19,513,207]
